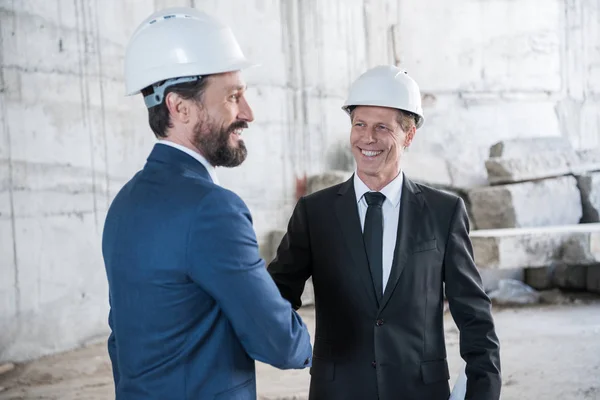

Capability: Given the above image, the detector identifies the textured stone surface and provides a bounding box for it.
[485,141,600,185]
[572,149,600,175]
[525,264,588,290]
[485,151,576,184]
[525,267,554,290]
[489,137,573,158]
[471,224,600,269]
[468,176,582,229]
[576,172,600,223]
[587,265,600,294]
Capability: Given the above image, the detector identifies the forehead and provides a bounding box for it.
[205,71,247,92]
[351,106,399,123]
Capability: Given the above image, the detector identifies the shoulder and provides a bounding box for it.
[414,181,461,207]
[404,177,466,221]
[304,182,344,202]
[196,185,250,216]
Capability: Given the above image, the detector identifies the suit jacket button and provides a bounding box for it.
[376,319,385,326]
[371,361,377,368]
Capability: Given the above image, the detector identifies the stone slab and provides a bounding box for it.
[471,224,600,269]
[587,265,600,294]
[525,267,554,290]
[572,148,600,175]
[468,176,582,229]
[525,265,588,290]
[486,139,600,185]
[489,137,572,158]
[485,151,576,184]
[576,172,600,223]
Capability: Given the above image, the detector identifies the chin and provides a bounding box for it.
[357,166,379,177]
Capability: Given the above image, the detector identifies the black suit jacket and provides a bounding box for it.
[268,174,501,400]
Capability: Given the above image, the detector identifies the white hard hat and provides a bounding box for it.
[342,65,424,129]
[124,7,254,107]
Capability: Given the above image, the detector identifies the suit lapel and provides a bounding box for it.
[335,176,379,308]
[379,175,424,312]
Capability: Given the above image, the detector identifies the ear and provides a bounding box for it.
[403,126,416,148]
[164,92,191,124]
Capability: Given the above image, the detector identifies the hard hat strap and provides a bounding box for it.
[144,75,202,108]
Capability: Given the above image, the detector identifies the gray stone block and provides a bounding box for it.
[528,263,589,290]
[576,172,600,223]
[587,265,600,294]
[571,148,600,175]
[489,137,572,158]
[468,176,582,229]
[471,224,600,269]
[485,151,576,185]
[552,264,588,290]
[525,267,554,291]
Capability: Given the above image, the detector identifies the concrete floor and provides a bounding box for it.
[1,301,600,400]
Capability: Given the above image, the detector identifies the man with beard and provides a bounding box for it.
[102,7,312,399]
[268,65,501,399]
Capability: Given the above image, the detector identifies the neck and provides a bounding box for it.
[161,136,211,165]
[357,169,401,191]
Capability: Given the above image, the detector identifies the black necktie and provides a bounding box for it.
[363,192,386,301]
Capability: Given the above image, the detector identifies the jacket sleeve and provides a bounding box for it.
[267,197,313,310]
[443,197,502,400]
[107,292,120,389]
[187,188,312,370]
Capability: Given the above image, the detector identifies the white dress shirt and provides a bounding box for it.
[157,140,220,185]
[354,171,404,292]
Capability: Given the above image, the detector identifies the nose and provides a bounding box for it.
[238,96,254,123]
[364,126,376,143]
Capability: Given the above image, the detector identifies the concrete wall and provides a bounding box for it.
[1,0,599,362]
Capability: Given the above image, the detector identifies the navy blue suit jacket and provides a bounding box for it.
[102,144,312,399]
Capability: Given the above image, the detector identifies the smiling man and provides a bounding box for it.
[268,65,501,400]
[102,7,311,400]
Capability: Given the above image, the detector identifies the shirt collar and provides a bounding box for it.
[354,170,404,207]
[157,140,219,185]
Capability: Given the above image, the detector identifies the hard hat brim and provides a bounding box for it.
[125,59,259,96]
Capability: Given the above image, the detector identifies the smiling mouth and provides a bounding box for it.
[360,148,383,157]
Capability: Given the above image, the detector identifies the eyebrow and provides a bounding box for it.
[227,84,246,92]
[353,118,392,126]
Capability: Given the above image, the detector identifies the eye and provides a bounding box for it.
[229,94,240,102]
[376,124,389,131]
[353,122,366,127]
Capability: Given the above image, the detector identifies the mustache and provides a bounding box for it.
[226,121,249,134]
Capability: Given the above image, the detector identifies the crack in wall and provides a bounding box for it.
[0,0,21,317]
[74,0,99,228]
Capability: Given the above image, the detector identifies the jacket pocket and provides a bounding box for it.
[420,359,450,384]
[310,358,335,381]
[214,378,253,399]
[412,239,437,253]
